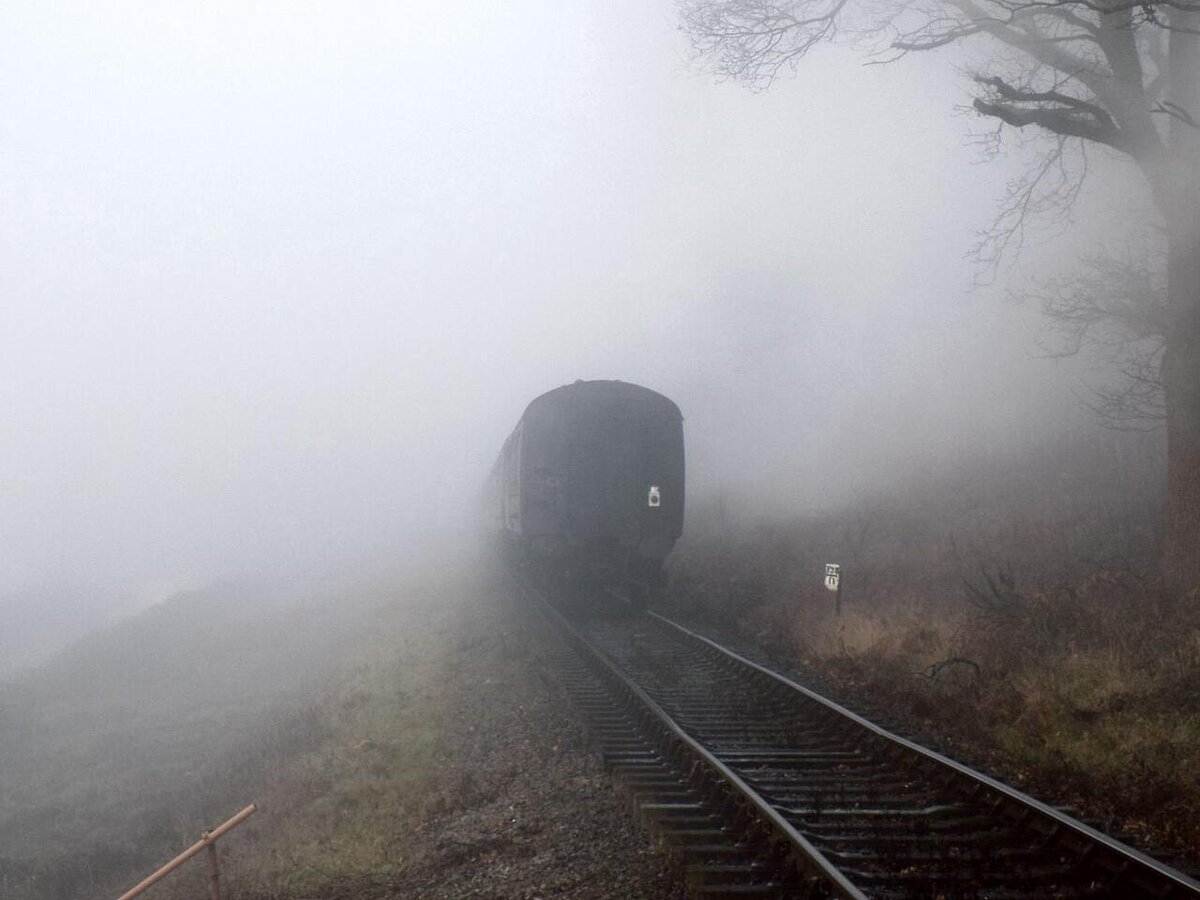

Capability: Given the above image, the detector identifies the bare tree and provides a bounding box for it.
[680,0,1200,592]
[1025,247,1167,428]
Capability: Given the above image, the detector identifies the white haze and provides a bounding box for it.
[0,2,1146,613]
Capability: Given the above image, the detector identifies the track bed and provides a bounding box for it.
[545,597,1200,899]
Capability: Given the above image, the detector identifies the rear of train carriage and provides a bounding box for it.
[491,380,684,592]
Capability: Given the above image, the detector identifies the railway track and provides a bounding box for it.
[539,595,1200,899]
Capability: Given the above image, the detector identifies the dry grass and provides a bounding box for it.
[668,439,1200,858]
[0,576,472,900]
[147,588,467,900]
[221,621,451,897]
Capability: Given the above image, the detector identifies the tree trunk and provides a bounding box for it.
[1163,237,1200,595]
[1158,9,1200,595]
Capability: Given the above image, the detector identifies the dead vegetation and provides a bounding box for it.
[0,569,678,900]
[668,435,1200,860]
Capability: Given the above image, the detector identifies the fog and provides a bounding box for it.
[0,3,1148,621]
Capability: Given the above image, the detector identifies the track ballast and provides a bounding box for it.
[540,595,1200,899]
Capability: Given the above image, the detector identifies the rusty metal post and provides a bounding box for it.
[206,841,222,900]
[117,803,256,900]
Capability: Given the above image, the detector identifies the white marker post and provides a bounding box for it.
[824,563,842,617]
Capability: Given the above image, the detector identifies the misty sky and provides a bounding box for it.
[0,2,1143,602]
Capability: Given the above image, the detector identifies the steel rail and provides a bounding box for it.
[650,610,1200,898]
[544,602,867,899]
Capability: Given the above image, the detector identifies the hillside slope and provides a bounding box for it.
[0,565,679,900]
[0,587,124,678]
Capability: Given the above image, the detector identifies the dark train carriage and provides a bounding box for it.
[491,380,684,591]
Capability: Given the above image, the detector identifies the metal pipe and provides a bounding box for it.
[116,804,256,900]
[206,842,222,900]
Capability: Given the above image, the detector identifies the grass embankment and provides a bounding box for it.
[206,575,677,900]
[3,567,677,900]
[669,440,1200,859]
[0,577,463,900]
[165,594,454,899]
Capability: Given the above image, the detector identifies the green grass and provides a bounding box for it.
[226,630,451,899]
[0,575,471,900]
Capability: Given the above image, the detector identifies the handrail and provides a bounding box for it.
[117,803,257,900]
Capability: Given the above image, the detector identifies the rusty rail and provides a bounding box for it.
[117,803,257,900]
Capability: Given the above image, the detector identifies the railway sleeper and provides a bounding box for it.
[640,800,709,814]
[738,759,898,776]
[644,810,726,831]
[677,725,799,736]
[776,802,966,818]
[596,733,652,746]
[860,881,1099,900]
[691,882,785,898]
[661,703,796,717]
[846,862,1102,892]
[611,770,681,792]
[596,738,650,752]
[821,844,1069,866]
[659,826,737,846]
[582,713,636,724]
[690,881,785,898]
[740,769,903,785]
[772,801,961,818]
[658,712,796,726]
[785,811,1001,834]
[672,710,801,724]
[619,787,704,821]
[744,759,912,776]
[744,774,931,794]
[621,778,698,796]
[686,860,772,886]
[594,728,647,741]
[766,791,952,808]
[716,751,866,766]
[604,752,663,768]
[688,734,817,747]
[799,819,1031,840]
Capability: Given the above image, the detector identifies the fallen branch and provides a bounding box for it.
[918,656,982,679]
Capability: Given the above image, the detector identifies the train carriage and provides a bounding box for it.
[490,379,684,597]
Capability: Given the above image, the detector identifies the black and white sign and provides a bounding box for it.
[824,563,841,592]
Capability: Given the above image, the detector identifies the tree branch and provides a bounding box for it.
[680,0,854,87]
[1152,99,1200,126]
[972,74,1130,148]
